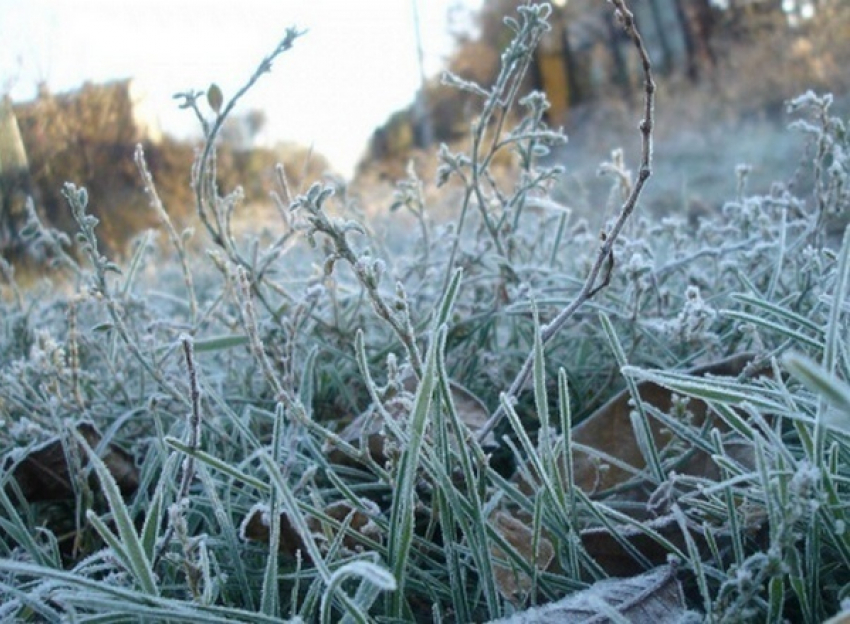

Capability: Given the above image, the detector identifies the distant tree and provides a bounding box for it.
[672,0,719,80]
[13,81,158,257]
[540,1,596,116]
[602,6,634,101]
[644,0,676,75]
[720,0,787,42]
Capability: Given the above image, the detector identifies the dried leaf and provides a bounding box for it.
[329,373,492,466]
[489,564,688,624]
[516,353,764,497]
[3,422,139,503]
[491,510,555,601]
[240,505,310,561]
[326,399,404,468]
[241,500,381,560]
[306,500,382,554]
[578,513,715,578]
[572,353,761,493]
[429,377,494,446]
[507,354,770,576]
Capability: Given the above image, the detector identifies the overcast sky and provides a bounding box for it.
[0,0,482,178]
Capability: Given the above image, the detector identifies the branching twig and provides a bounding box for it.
[185,28,303,248]
[174,29,304,322]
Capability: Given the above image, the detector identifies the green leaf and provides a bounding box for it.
[164,437,269,492]
[192,334,250,353]
[207,83,224,114]
[74,430,158,596]
[784,352,850,433]
[388,324,445,617]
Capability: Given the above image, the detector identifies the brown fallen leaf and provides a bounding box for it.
[570,353,765,495]
[823,611,850,624]
[577,512,723,578]
[241,499,382,560]
[3,422,139,503]
[507,353,770,576]
[240,504,311,561]
[306,500,382,553]
[516,352,766,497]
[488,564,688,624]
[497,499,763,580]
[491,510,555,601]
[328,372,492,467]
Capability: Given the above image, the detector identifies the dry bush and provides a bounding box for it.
[8,84,332,263]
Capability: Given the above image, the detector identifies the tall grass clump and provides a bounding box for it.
[1,2,850,622]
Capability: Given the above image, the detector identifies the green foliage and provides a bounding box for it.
[1,3,850,623]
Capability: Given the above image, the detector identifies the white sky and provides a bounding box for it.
[0,0,481,178]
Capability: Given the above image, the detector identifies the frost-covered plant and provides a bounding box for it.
[1,1,850,622]
[787,91,850,245]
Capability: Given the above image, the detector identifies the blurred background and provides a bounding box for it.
[1,0,848,266]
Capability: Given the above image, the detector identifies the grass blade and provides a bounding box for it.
[74,430,158,596]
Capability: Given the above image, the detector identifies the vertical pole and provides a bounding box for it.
[410,0,433,148]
